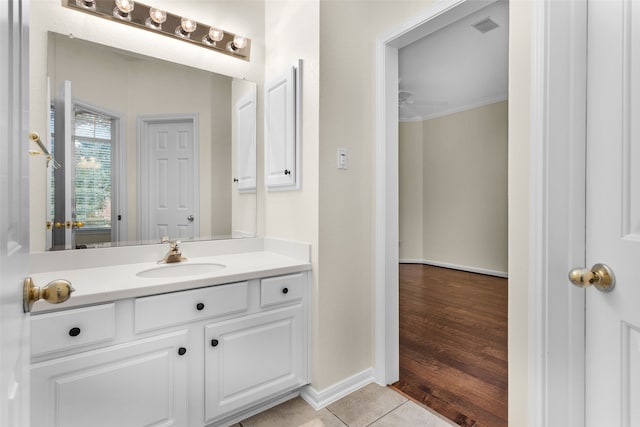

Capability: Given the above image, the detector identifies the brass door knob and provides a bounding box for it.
[55,222,65,229]
[23,277,75,313]
[65,221,84,229]
[568,263,615,292]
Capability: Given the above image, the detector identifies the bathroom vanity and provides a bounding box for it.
[28,238,311,427]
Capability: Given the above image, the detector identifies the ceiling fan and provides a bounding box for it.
[398,89,448,120]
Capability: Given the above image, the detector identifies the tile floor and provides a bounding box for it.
[235,383,456,427]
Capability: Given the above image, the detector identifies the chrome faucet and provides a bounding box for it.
[160,238,187,263]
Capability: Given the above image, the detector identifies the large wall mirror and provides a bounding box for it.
[42,32,257,251]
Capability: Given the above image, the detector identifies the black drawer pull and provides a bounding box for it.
[282,287,289,294]
[211,339,219,347]
[69,327,81,337]
[196,302,205,311]
[178,347,187,356]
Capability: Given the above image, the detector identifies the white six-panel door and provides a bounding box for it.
[138,117,198,242]
[586,0,640,425]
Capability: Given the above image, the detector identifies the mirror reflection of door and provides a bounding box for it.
[51,80,123,250]
[138,116,199,243]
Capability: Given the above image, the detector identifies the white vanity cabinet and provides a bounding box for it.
[31,326,189,427]
[204,275,308,422]
[30,271,310,427]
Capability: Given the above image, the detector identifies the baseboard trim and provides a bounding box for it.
[399,259,508,279]
[300,368,376,410]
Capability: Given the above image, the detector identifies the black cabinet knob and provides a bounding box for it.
[282,287,289,294]
[211,339,219,347]
[196,302,205,311]
[284,169,291,175]
[233,178,239,183]
[68,327,81,337]
[178,347,187,356]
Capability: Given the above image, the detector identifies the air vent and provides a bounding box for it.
[472,17,499,34]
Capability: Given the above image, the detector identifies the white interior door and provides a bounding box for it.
[585,0,640,425]
[0,0,30,425]
[139,117,198,242]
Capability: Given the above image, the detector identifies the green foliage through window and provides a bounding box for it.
[73,109,113,230]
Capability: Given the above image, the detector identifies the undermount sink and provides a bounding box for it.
[136,262,226,278]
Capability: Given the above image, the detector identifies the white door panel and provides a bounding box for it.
[586,0,640,425]
[139,118,198,242]
[0,0,30,425]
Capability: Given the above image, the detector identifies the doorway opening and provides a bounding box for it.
[392,3,508,424]
[374,0,508,424]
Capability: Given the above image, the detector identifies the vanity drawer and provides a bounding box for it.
[31,303,116,357]
[135,282,249,333]
[261,273,305,308]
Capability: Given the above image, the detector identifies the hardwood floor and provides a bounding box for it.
[390,264,508,427]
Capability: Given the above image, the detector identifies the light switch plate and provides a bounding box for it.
[337,148,348,169]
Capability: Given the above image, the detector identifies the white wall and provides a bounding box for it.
[399,101,508,275]
[317,0,376,389]
[264,0,321,384]
[399,121,424,261]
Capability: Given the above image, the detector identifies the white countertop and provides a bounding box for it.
[30,245,311,313]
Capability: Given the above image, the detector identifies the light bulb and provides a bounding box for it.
[115,0,134,13]
[232,35,247,49]
[113,0,134,20]
[145,7,166,29]
[227,35,248,53]
[75,0,96,10]
[210,28,224,42]
[203,27,224,45]
[175,17,197,38]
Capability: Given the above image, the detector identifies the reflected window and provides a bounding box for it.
[73,108,114,231]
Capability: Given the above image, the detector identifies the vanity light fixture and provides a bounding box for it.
[63,0,251,61]
[113,0,134,20]
[145,7,166,29]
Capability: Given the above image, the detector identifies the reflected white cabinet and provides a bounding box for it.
[235,91,257,192]
[265,61,301,191]
[31,330,189,427]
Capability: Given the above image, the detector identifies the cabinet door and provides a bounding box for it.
[31,330,189,427]
[265,64,298,190]
[205,305,307,422]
